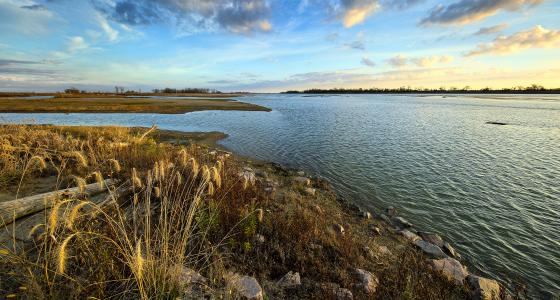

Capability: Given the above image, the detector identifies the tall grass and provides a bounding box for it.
[0,125,261,299]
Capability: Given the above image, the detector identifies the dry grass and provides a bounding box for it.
[0,124,470,299]
[0,97,270,114]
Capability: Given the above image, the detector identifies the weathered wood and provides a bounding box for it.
[0,179,114,227]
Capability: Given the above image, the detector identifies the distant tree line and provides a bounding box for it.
[284,84,559,94]
[151,88,221,94]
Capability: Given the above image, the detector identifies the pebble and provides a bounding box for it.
[225,273,264,300]
[391,216,412,228]
[399,229,421,242]
[418,232,444,247]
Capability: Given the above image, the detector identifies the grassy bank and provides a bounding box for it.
[0,97,269,114]
[0,125,511,299]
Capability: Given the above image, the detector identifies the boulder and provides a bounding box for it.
[414,240,447,258]
[278,271,301,287]
[225,273,264,300]
[430,258,468,285]
[293,176,311,186]
[418,232,444,247]
[468,275,501,300]
[354,268,378,294]
[399,229,421,242]
[442,242,460,259]
[304,187,316,196]
[391,216,412,228]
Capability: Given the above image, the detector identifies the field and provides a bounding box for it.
[0,97,270,114]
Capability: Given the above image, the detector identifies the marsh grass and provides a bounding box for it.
[0,124,263,299]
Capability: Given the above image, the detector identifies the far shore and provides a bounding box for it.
[0,96,270,114]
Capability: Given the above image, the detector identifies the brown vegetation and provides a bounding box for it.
[0,125,469,299]
[0,97,269,114]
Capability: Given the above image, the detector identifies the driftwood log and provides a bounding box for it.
[0,179,114,227]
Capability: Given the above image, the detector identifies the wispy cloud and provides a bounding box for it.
[387,54,454,67]
[466,25,560,56]
[361,56,375,67]
[346,40,366,50]
[96,13,119,42]
[421,0,543,26]
[474,23,509,35]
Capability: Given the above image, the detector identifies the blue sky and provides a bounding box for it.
[0,0,559,92]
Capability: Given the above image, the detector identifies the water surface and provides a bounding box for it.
[2,94,559,298]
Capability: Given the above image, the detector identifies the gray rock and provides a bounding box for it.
[225,273,264,300]
[178,267,207,285]
[443,242,460,259]
[414,240,447,258]
[355,268,378,294]
[468,275,501,300]
[399,229,421,242]
[254,234,265,244]
[391,216,412,228]
[386,206,396,217]
[333,223,345,235]
[296,171,305,176]
[418,232,444,247]
[293,176,311,186]
[380,214,391,223]
[430,258,469,285]
[336,288,353,300]
[278,271,301,287]
[304,187,316,196]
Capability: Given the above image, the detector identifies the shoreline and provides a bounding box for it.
[0,124,518,299]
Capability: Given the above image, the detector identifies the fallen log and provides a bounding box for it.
[0,179,114,227]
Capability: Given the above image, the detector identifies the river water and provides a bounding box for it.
[2,94,559,298]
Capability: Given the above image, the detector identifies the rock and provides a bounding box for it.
[208,150,217,156]
[379,214,391,223]
[178,267,207,286]
[378,246,392,255]
[225,273,264,300]
[371,226,381,236]
[363,246,377,259]
[468,275,501,300]
[430,258,469,285]
[239,169,256,185]
[418,232,444,247]
[399,229,421,242]
[361,211,372,219]
[293,176,311,186]
[296,171,305,176]
[304,187,316,196]
[254,234,265,244]
[442,242,460,259]
[333,223,345,235]
[391,216,412,228]
[414,240,447,258]
[354,268,378,295]
[278,271,301,287]
[336,288,354,300]
[386,206,396,217]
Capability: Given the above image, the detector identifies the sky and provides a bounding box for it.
[0,0,559,92]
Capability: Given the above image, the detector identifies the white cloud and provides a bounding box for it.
[467,25,560,56]
[97,13,119,41]
[388,54,454,67]
[67,36,89,53]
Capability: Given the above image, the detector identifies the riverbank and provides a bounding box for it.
[0,97,270,114]
[0,125,515,299]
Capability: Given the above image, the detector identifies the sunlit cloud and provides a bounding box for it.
[421,0,543,26]
[67,36,89,53]
[387,54,408,67]
[387,54,454,67]
[466,25,560,56]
